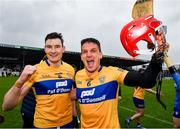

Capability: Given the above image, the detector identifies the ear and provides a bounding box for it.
[44,45,47,53]
[62,46,65,53]
[99,52,103,59]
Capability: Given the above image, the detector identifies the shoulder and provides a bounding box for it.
[35,61,44,68]
[106,66,126,73]
[75,69,85,77]
[62,61,75,74]
[62,61,74,69]
[33,61,45,71]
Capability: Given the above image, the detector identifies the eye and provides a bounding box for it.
[91,48,97,53]
[82,50,87,54]
[45,45,52,49]
[55,45,61,49]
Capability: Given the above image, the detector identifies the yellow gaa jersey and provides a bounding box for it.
[75,66,128,128]
[133,87,145,100]
[24,60,75,128]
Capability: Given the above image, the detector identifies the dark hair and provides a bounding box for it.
[81,38,101,52]
[45,32,64,46]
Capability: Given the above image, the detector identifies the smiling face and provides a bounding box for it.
[44,38,65,66]
[81,42,103,74]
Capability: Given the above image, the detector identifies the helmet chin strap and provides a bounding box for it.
[134,32,157,55]
[148,32,159,51]
[141,24,167,55]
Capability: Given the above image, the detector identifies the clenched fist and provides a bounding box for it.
[155,31,169,53]
[15,65,36,88]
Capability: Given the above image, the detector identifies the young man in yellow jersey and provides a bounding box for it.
[2,32,75,128]
[125,68,157,129]
[74,33,168,128]
[125,86,157,129]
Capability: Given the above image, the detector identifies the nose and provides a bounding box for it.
[50,47,56,53]
[86,51,92,57]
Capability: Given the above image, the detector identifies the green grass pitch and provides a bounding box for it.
[0,77,175,128]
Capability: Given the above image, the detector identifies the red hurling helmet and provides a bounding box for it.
[120,15,162,57]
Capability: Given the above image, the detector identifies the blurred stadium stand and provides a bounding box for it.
[0,43,149,76]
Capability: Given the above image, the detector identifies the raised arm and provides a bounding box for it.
[124,32,169,88]
[2,65,36,111]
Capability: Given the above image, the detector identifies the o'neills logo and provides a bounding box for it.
[81,88,95,98]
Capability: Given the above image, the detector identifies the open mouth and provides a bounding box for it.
[87,60,94,68]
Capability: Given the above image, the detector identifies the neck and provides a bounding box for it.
[47,59,62,67]
[86,66,102,77]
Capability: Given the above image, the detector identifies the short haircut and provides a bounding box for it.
[45,32,64,46]
[81,38,101,52]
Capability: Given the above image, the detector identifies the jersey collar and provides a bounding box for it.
[44,58,63,67]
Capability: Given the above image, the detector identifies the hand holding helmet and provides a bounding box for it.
[155,31,169,53]
[120,15,169,57]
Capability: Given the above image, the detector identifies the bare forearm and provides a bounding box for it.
[71,88,77,100]
[2,65,36,111]
[2,80,24,111]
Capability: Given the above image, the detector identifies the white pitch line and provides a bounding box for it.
[119,106,172,125]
